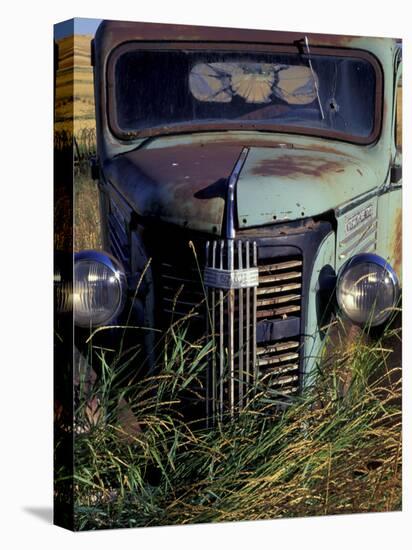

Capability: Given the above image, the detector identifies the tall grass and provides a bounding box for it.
[69,314,401,530]
[74,169,101,251]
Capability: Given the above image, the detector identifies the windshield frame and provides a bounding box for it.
[106,42,383,145]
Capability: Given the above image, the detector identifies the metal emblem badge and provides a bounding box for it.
[345,204,373,233]
[204,266,259,289]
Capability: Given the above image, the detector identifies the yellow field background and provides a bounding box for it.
[55,34,95,134]
[55,35,100,252]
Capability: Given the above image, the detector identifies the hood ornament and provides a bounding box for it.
[225,147,249,240]
[204,147,258,291]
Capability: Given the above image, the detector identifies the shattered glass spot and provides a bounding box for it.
[189,62,317,105]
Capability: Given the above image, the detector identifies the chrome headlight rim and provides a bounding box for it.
[336,253,400,327]
[74,250,127,328]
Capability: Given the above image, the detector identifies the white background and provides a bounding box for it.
[0,0,410,548]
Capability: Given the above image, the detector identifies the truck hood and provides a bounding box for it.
[105,143,239,233]
[236,146,378,228]
[105,142,379,234]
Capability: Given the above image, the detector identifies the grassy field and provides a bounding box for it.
[69,315,401,530]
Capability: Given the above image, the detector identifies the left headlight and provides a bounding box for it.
[74,250,127,328]
[336,253,399,326]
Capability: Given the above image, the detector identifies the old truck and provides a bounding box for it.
[73,20,402,421]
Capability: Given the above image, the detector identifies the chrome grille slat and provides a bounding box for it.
[219,241,224,418]
[256,304,301,319]
[270,387,298,396]
[257,282,301,295]
[205,241,211,427]
[259,271,302,283]
[258,259,303,272]
[267,374,299,386]
[252,243,257,388]
[245,241,251,406]
[257,351,300,366]
[268,374,299,390]
[238,240,244,408]
[211,241,217,421]
[257,341,299,354]
[257,294,301,306]
[262,363,299,375]
[228,239,235,417]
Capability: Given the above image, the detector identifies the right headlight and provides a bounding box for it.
[336,253,399,326]
[74,250,127,328]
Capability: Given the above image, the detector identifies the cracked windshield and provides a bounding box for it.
[114,49,377,138]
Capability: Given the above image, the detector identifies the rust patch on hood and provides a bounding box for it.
[251,154,347,178]
[104,143,245,233]
[236,146,377,227]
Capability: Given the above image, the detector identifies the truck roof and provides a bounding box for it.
[94,19,399,56]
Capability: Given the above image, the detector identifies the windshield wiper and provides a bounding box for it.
[303,35,325,120]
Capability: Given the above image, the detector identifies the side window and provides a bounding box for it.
[395,75,402,152]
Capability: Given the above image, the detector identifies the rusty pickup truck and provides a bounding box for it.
[72,21,402,421]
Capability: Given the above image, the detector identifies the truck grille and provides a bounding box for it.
[256,339,300,396]
[205,240,303,422]
[205,240,257,421]
[155,237,303,422]
[257,258,302,320]
[156,239,206,325]
[159,261,205,321]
